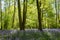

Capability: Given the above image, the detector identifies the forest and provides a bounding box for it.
[0,0,60,40]
[0,0,60,30]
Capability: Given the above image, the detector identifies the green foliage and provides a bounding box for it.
[0,0,60,30]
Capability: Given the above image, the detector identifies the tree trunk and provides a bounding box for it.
[4,1,7,29]
[55,0,58,28]
[12,0,16,28]
[17,0,22,30]
[36,0,42,31]
[22,0,27,30]
[0,0,2,30]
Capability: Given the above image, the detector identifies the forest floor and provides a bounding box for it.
[0,29,60,40]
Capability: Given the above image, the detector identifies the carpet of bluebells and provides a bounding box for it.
[0,29,60,40]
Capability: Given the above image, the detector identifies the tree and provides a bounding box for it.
[22,0,27,30]
[0,0,1,27]
[0,0,2,30]
[12,0,16,28]
[17,0,22,30]
[55,0,58,28]
[4,0,8,29]
[4,0,10,29]
[36,0,42,31]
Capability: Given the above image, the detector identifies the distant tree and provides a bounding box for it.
[4,0,8,29]
[12,0,16,28]
[55,0,58,28]
[4,0,10,29]
[0,0,2,30]
[36,0,42,31]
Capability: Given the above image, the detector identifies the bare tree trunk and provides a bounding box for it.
[17,0,22,30]
[22,0,27,30]
[36,0,42,31]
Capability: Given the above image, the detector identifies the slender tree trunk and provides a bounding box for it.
[12,0,16,28]
[4,7,7,29]
[4,0,8,29]
[4,0,10,30]
[0,0,1,30]
[55,0,58,28]
[22,0,27,30]
[36,0,42,31]
[57,0,60,27]
[17,0,22,30]
[0,0,2,30]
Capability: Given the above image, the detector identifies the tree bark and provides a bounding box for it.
[22,0,27,30]
[17,0,22,30]
[36,0,42,31]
